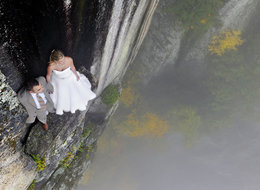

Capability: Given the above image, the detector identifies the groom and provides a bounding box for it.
[18,77,55,131]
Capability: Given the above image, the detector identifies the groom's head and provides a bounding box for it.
[26,78,44,93]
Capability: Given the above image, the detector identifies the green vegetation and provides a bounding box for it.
[207,51,260,113]
[27,179,36,190]
[78,142,84,152]
[82,128,91,138]
[85,144,94,160]
[204,27,260,128]
[59,151,76,168]
[32,154,46,171]
[169,107,201,147]
[101,84,120,106]
[87,145,93,153]
[167,0,226,32]
[105,0,260,148]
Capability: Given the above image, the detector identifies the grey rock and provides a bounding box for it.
[2,0,258,189]
[25,111,86,188]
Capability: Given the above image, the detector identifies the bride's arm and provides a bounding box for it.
[46,65,53,83]
[69,57,80,81]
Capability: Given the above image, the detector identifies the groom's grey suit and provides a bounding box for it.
[18,76,55,124]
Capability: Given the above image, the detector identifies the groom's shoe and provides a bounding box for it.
[42,123,48,131]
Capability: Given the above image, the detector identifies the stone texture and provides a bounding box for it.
[36,97,119,190]
[0,149,36,190]
[219,0,258,30]
[25,110,87,188]
[0,68,35,190]
[132,0,184,83]
[0,0,159,188]
[92,0,160,95]
[185,0,259,67]
[3,0,259,189]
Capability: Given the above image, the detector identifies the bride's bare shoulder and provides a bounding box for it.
[65,56,73,65]
[65,56,73,61]
[48,61,56,67]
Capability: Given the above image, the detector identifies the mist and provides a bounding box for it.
[77,0,260,189]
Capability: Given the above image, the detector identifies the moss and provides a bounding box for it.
[8,138,16,150]
[101,84,120,106]
[85,122,96,130]
[0,72,20,110]
[82,128,91,138]
[27,179,36,190]
[59,151,77,169]
[87,145,93,153]
[85,144,95,160]
[62,140,67,146]
[78,141,84,152]
[32,154,46,172]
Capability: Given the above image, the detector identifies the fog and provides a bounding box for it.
[77,0,260,189]
[78,125,260,190]
[77,64,260,190]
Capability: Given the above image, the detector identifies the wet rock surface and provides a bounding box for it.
[0,0,256,188]
[40,98,118,190]
[0,0,221,189]
[0,69,36,190]
[25,111,86,188]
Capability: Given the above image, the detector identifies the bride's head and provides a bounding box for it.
[50,49,64,62]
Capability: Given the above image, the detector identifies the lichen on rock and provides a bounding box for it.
[0,70,19,110]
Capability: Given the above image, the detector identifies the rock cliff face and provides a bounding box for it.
[0,0,259,189]
[91,0,159,94]
[184,0,258,67]
[135,0,259,83]
[0,0,158,189]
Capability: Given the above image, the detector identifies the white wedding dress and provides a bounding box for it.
[50,67,96,115]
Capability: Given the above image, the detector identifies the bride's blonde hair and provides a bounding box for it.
[49,49,64,62]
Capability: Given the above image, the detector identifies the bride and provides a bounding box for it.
[46,50,96,115]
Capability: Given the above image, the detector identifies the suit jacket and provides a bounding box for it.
[18,76,55,123]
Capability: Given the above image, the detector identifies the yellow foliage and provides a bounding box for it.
[200,19,207,24]
[120,87,138,107]
[208,30,244,56]
[117,111,169,138]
